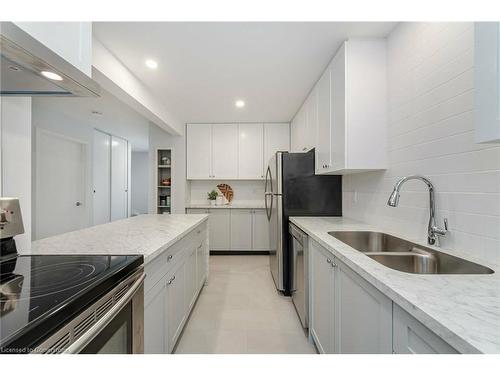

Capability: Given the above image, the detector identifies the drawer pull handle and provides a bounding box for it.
[326,258,332,263]
[167,275,175,285]
[167,255,173,262]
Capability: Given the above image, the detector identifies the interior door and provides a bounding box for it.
[35,129,88,239]
[111,136,128,221]
[93,130,111,225]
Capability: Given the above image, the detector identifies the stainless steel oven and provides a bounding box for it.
[35,268,144,354]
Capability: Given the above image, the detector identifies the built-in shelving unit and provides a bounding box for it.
[156,149,172,214]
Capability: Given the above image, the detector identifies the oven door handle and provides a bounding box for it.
[63,273,145,354]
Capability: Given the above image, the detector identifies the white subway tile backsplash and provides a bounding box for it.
[343,22,500,264]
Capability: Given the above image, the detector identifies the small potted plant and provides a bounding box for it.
[207,190,218,206]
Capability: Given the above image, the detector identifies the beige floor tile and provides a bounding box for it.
[246,330,317,354]
[175,329,247,354]
[175,255,317,354]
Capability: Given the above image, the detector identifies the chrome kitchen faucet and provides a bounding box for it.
[387,175,448,246]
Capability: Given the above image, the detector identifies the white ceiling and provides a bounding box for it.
[93,22,396,125]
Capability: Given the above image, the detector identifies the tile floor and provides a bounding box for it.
[174,255,317,354]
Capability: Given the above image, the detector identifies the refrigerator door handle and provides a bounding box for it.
[265,192,273,220]
[264,166,273,220]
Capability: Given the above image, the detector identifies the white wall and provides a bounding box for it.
[131,151,149,215]
[189,180,265,205]
[0,97,32,252]
[31,93,150,237]
[343,23,500,264]
[148,124,187,214]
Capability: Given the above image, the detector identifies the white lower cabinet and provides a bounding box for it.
[187,208,270,251]
[310,239,391,353]
[144,275,167,354]
[196,239,207,288]
[393,304,458,354]
[144,222,208,354]
[309,239,458,354]
[230,209,253,249]
[185,246,198,311]
[204,209,231,250]
[166,261,186,351]
[252,209,270,250]
[310,240,335,353]
[336,261,392,353]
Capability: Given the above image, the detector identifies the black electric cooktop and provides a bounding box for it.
[0,254,143,353]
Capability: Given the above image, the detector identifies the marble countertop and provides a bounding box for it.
[289,216,500,354]
[26,214,209,264]
[186,202,266,209]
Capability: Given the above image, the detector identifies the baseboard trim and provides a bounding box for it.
[210,250,270,256]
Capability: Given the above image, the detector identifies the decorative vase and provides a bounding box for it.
[210,200,216,207]
[216,196,223,206]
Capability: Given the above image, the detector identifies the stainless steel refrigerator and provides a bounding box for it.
[265,150,342,295]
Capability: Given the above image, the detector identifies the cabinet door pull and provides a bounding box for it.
[167,254,173,262]
[167,275,175,285]
[326,258,332,264]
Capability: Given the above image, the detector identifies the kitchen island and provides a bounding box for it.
[290,216,500,354]
[28,214,209,354]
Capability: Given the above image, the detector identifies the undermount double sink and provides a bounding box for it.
[328,231,494,275]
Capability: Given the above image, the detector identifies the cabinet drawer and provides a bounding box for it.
[393,304,458,354]
[145,230,197,292]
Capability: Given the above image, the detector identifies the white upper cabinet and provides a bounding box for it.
[305,87,318,153]
[294,40,387,175]
[212,124,238,179]
[14,22,92,76]
[475,22,500,143]
[291,100,315,153]
[238,123,264,179]
[264,123,290,168]
[186,124,212,179]
[330,45,346,172]
[341,40,387,173]
[187,123,289,180]
[316,67,332,173]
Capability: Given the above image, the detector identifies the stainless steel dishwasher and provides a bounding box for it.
[290,223,308,329]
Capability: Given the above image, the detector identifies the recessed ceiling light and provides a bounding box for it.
[235,100,245,108]
[145,59,158,69]
[41,71,63,81]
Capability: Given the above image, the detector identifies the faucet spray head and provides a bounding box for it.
[387,189,400,207]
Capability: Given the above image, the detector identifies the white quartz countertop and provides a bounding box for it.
[27,214,208,264]
[289,216,500,354]
[186,202,266,209]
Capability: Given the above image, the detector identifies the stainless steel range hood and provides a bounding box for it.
[0,22,100,97]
